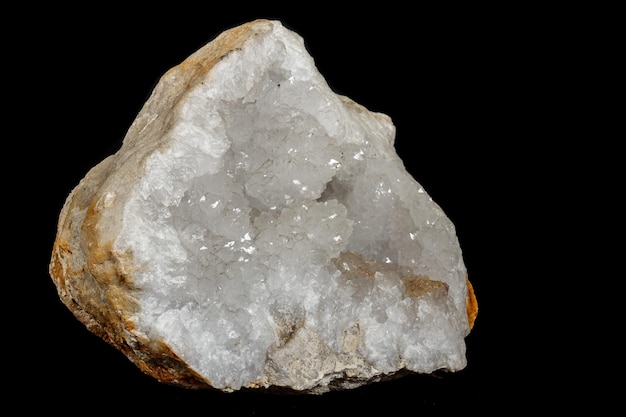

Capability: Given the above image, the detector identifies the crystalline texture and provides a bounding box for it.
[49,19,477,393]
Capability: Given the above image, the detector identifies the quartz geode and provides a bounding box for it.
[50,19,477,393]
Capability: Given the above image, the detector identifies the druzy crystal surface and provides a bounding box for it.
[50,19,476,393]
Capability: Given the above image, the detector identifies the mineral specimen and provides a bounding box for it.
[49,19,477,393]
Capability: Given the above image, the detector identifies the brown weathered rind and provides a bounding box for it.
[49,19,276,390]
[466,277,478,329]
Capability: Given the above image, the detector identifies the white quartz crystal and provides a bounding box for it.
[50,19,476,393]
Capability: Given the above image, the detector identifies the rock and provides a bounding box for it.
[49,19,477,394]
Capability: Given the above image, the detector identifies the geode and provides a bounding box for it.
[49,19,477,393]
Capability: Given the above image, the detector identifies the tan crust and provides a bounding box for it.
[466,277,478,329]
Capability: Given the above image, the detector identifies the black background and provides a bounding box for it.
[12,4,608,415]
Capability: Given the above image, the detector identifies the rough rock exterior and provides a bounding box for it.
[50,19,477,393]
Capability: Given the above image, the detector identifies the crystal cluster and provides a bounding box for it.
[50,19,477,393]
